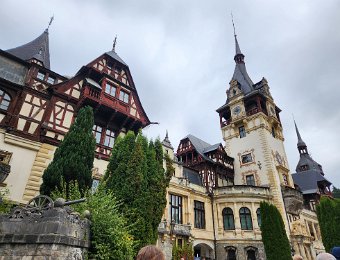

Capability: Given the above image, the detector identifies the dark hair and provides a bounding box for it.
[136,245,165,260]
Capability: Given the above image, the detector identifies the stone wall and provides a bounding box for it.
[0,204,90,259]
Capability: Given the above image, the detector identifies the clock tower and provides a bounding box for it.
[216,31,294,228]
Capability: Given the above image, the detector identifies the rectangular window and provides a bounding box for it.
[105,83,117,97]
[246,175,256,186]
[47,76,55,84]
[119,90,129,103]
[241,153,253,164]
[170,194,182,224]
[283,174,289,186]
[194,200,205,229]
[104,129,115,148]
[93,125,102,144]
[239,126,246,138]
[37,71,45,80]
[271,126,276,138]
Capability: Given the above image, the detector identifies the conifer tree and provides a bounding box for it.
[260,201,291,260]
[105,131,172,254]
[316,197,340,252]
[40,106,96,197]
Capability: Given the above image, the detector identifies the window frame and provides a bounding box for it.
[104,129,115,148]
[222,207,235,230]
[0,89,11,111]
[169,194,182,224]
[93,125,103,144]
[119,89,130,103]
[37,71,45,80]
[239,207,253,230]
[246,174,256,186]
[194,200,205,229]
[241,153,253,164]
[239,125,246,138]
[104,82,117,97]
[47,75,55,84]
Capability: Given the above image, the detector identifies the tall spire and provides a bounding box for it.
[294,120,307,150]
[229,15,253,94]
[6,29,51,69]
[46,16,54,32]
[162,130,174,150]
[112,35,117,52]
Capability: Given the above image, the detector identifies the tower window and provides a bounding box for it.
[246,175,255,186]
[239,126,246,138]
[93,125,102,144]
[271,126,276,138]
[241,153,253,164]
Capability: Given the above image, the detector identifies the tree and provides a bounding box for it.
[40,106,96,197]
[333,186,340,199]
[260,201,291,260]
[105,131,172,254]
[316,197,340,252]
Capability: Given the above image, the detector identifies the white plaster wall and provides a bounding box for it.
[93,157,109,177]
[0,131,39,203]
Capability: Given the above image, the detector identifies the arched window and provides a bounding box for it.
[240,207,253,230]
[222,207,235,230]
[0,89,11,111]
[226,247,237,260]
[256,208,261,227]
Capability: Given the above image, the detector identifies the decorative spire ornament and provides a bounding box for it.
[112,35,117,52]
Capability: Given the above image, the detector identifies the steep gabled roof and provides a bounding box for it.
[182,134,221,162]
[6,29,50,69]
[105,50,127,66]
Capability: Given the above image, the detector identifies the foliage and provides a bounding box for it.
[172,243,194,260]
[0,188,14,213]
[259,201,291,260]
[105,131,172,254]
[52,180,134,260]
[40,106,96,198]
[333,186,340,199]
[316,197,340,252]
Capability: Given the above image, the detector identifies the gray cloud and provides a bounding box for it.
[1,0,339,187]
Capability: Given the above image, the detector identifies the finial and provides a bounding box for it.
[47,15,54,31]
[231,12,236,37]
[166,130,169,139]
[112,35,117,52]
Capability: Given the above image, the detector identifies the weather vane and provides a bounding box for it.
[112,35,117,52]
[231,12,236,36]
[47,15,54,30]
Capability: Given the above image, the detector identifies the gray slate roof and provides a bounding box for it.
[296,154,323,173]
[183,134,221,162]
[183,167,203,186]
[106,50,127,66]
[292,170,332,195]
[6,30,50,69]
[231,61,253,94]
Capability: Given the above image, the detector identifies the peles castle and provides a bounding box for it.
[0,23,334,260]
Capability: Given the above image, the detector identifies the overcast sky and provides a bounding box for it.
[1,0,339,187]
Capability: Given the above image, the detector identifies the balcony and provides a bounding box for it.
[282,186,303,215]
[214,185,271,198]
[157,220,192,237]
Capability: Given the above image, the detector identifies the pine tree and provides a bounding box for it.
[333,186,340,199]
[260,202,291,260]
[105,132,171,254]
[316,197,340,252]
[40,106,96,197]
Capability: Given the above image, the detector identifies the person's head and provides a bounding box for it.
[316,252,336,260]
[293,255,303,260]
[136,245,165,260]
[331,247,340,260]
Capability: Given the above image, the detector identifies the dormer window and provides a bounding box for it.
[105,83,117,97]
[300,165,309,171]
[119,90,129,103]
[37,71,45,80]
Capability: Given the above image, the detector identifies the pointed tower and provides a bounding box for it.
[292,121,332,208]
[6,29,50,69]
[216,25,294,232]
